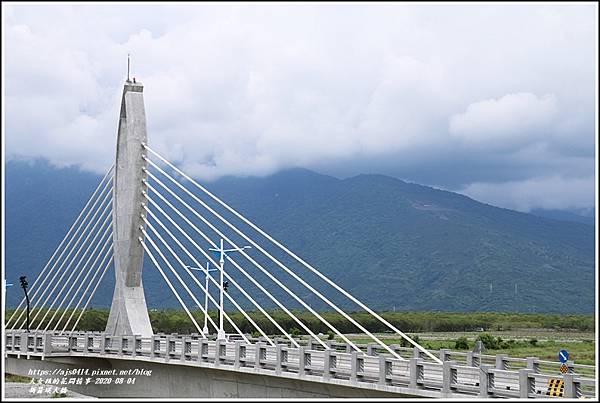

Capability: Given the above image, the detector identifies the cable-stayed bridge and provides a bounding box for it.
[4,80,596,399]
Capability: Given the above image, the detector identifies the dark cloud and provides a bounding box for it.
[3,3,596,212]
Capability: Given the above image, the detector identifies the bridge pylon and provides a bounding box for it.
[105,80,153,337]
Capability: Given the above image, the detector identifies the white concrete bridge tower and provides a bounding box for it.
[105,79,153,336]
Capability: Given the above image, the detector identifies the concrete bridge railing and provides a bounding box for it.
[5,330,595,399]
[253,337,595,381]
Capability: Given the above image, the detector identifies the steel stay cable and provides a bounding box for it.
[29,196,113,330]
[44,225,113,332]
[14,188,113,329]
[143,214,266,345]
[146,166,383,356]
[6,165,114,327]
[144,191,305,348]
[143,211,270,346]
[145,177,346,351]
[140,237,204,336]
[54,227,113,333]
[60,243,113,334]
[9,174,113,329]
[68,254,113,334]
[144,146,439,362]
[143,221,252,344]
[142,226,225,337]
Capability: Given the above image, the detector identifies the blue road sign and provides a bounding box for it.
[558,349,569,363]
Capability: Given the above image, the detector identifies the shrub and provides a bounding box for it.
[529,338,538,346]
[477,333,499,349]
[289,327,301,337]
[327,331,335,340]
[400,334,421,348]
[498,338,512,349]
[51,392,67,398]
[454,336,470,350]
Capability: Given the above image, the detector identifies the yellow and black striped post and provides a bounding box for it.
[547,378,565,397]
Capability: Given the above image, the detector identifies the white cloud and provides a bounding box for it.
[449,93,558,150]
[2,3,596,210]
[461,176,596,212]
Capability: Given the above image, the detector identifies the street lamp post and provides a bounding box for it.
[209,239,251,340]
[187,262,218,334]
[19,276,30,333]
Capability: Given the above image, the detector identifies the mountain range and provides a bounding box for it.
[5,160,595,314]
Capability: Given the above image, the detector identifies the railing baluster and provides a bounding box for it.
[275,344,285,374]
[181,337,189,362]
[478,364,493,397]
[165,336,172,362]
[304,350,312,373]
[526,356,539,373]
[495,354,508,370]
[43,332,53,355]
[119,335,125,356]
[214,339,222,367]
[199,338,208,363]
[323,349,331,380]
[518,369,533,398]
[255,341,264,369]
[409,357,423,389]
[439,348,451,362]
[467,351,480,367]
[350,351,358,382]
[234,341,242,369]
[99,332,107,355]
[442,360,456,394]
[413,346,423,359]
[379,356,392,385]
[36,334,44,353]
[84,334,91,353]
[150,335,157,358]
[134,335,142,357]
[563,373,582,398]
[298,346,306,377]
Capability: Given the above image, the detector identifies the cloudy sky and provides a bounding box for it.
[3,3,597,213]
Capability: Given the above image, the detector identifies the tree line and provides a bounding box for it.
[5,308,594,335]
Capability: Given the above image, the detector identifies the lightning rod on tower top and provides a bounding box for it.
[127,53,131,83]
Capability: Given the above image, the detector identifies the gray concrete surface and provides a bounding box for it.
[4,382,95,399]
[105,81,153,337]
[5,356,406,398]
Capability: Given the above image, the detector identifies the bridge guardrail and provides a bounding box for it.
[4,330,594,399]
[287,337,596,381]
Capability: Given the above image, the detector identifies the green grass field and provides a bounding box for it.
[343,330,596,365]
[5,374,32,383]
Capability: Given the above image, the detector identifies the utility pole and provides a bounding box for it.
[187,262,218,334]
[209,239,251,340]
[19,276,30,333]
